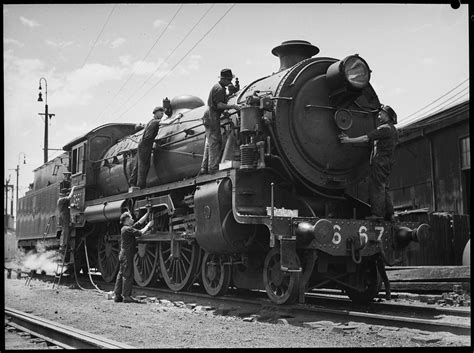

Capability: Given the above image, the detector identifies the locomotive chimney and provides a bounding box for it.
[271,40,320,71]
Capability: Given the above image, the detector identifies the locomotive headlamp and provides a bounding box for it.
[326,55,371,93]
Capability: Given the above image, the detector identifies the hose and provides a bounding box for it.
[83,237,105,293]
[72,237,86,290]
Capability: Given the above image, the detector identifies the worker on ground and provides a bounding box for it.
[129,106,164,189]
[200,69,240,175]
[113,210,153,303]
[339,104,399,221]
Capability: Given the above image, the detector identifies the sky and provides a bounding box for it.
[3,3,470,214]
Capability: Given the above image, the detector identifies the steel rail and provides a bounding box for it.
[5,307,134,349]
[304,291,472,317]
[125,284,471,335]
[8,269,470,336]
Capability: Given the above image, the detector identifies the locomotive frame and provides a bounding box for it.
[16,40,428,305]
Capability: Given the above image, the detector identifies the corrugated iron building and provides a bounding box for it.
[391,101,470,214]
[350,101,470,265]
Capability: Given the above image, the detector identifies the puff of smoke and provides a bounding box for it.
[18,242,64,275]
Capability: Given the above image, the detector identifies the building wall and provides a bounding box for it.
[430,122,468,213]
[390,137,432,210]
[390,108,469,214]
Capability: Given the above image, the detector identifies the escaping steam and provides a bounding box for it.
[14,242,63,275]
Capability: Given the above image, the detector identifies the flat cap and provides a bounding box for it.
[220,69,234,79]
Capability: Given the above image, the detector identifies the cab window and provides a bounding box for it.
[71,143,86,175]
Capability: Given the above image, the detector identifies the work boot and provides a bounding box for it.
[123,296,145,304]
[114,294,123,303]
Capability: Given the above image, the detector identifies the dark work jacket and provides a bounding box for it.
[141,118,160,147]
[367,123,399,165]
[207,82,227,122]
[119,223,142,258]
[57,196,70,227]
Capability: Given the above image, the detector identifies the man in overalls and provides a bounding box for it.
[113,210,153,303]
[339,104,399,221]
[203,69,241,174]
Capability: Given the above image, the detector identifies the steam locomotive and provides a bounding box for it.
[17,40,428,304]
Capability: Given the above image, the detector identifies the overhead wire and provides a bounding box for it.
[113,3,236,122]
[402,89,469,127]
[96,4,184,121]
[400,94,469,131]
[81,4,117,68]
[107,4,215,120]
[399,78,469,125]
[400,84,469,127]
[410,87,468,118]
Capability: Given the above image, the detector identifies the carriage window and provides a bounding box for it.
[460,136,470,170]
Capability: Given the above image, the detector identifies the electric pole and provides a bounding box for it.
[38,77,55,163]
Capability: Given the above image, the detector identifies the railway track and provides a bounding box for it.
[8,268,471,337]
[129,285,471,335]
[5,307,134,349]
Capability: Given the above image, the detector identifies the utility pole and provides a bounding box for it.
[12,153,26,217]
[4,176,14,216]
[38,77,55,163]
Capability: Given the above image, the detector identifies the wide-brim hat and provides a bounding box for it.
[153,106,164,114]
[219,68,235,79]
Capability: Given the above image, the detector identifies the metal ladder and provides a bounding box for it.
[42,215,56,242]
[52,246,68,289]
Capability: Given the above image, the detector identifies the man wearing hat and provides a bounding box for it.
[113,209,153,303]
[202,68,241,174]
[339,104,399,221]
[129,106,164,189]
[57,185,77,253]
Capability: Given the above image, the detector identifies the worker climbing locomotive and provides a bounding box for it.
[16,40,429,304]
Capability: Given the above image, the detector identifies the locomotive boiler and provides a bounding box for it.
[16,40,428,304]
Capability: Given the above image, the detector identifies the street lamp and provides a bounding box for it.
[38,77,55,163]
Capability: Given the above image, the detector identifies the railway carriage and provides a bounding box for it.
[16,40,428,304]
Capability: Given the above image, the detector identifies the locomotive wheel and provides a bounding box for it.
[201,252,231,296]
[263,247,300,304]
[97,233,120,283]
[133,242,159,287]
[159,240,199,291]
[345,261,381,304]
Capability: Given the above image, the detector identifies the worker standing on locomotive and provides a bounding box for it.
[339,104,399,221]
[129,106,164,189]
[201,69,240,175]
[113,210,153,303]
[57,184,76,254]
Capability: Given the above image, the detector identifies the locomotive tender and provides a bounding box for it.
[17,40,428,304]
